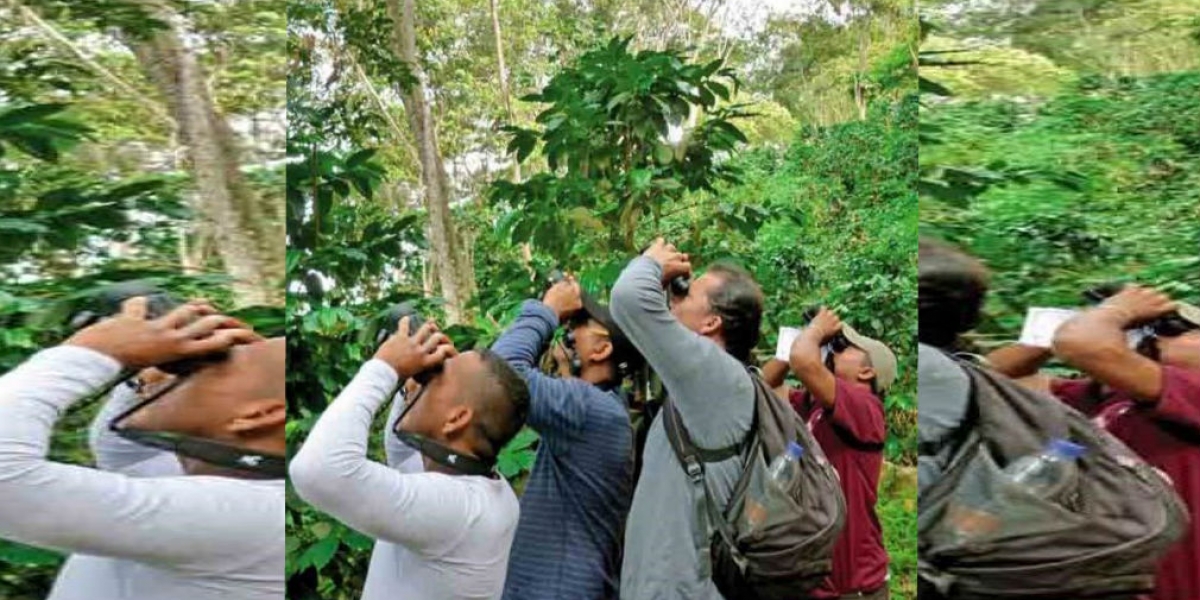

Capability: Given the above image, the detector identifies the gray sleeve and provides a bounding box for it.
[918,343,971,493]
[610,256,753,448]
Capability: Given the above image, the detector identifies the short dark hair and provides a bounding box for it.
[471,349,530,461]
[705,262,764,363]
[919,237,990,349]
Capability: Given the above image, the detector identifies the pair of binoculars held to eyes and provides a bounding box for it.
[802,307,851,353]
[371,303,440,385]
[544,244,692,300]
[1083,284,1198,338]
[69,282,229,375]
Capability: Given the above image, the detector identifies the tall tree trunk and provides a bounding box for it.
[385,0,474,324]
[489,0,520,182]
[126,2,283,307]
[855,23,869,120]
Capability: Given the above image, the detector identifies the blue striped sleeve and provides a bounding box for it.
[491,300,591,437]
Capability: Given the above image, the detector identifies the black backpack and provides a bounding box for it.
[662,368,845,599]
[918,356,1188,599]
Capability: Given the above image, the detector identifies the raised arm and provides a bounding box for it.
[787,308,840,409]
[984,344,1054,378]
[610,253,752,447]
[761,358,790,396]
[290,359,489,551]
[0,346,280,567]
[491,299,595,437]
[1053,286,1172,402]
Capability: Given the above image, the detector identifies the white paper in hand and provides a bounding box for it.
[775,327,802,362]
[1019,308,1079,348]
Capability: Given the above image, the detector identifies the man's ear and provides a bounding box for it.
[442,405,474,437]
[700,314,722,337]
[228,398,286,436]
[857,366,877,385]
[590,339,613,364]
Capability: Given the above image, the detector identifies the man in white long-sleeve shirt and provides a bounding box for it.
[0,297,285,600]
[290,317,530,600]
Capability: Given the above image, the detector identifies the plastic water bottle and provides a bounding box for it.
[767,441,805,485]
[1002,438,1087,499]
[948,438,1086,544]
[745,442,805,530]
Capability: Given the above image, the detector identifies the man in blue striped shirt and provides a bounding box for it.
[494,275,638,600]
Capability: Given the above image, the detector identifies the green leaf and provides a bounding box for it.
[298,536,340,571]
[0,103,69,127]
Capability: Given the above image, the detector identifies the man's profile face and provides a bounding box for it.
[1158,330,1200,370]
[398,351,479,441]
[670,272,720,335]
[123,338,286,445]
[833,345,875,387]
[569,318,612,366]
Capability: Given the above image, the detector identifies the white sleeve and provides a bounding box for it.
[290,359,489,554]
[88,382,183,476]
[382,387,423,473]
[0,346,279,567]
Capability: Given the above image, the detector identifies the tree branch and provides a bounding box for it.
[10,0,175,130]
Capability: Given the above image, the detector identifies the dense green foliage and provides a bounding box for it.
[921,72,1200,343]
[286,20,918,600]
[0,1,284,595]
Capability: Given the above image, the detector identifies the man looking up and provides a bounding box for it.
[0,297,283,600]
[611,238,764,600]
[763,307,895,600]
[984,286,1200,600]
[290,317,530,600]
[492,275,637,600]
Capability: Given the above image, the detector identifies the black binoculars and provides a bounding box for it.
[371,302,438,384]
[802,307,851,352]
[69,281,227,375]
[633,244,692,297]
[1083,284,1198,338]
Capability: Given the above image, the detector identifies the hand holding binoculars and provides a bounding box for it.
[371,303,445,384]
[1083,283,1196,337]
[69,282,233,375]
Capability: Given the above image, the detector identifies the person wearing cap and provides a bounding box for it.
[491,275,637,600]
[763,306,895,600]
[1038,286,1199,600]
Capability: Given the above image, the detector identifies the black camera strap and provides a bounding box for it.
[108,376,286,479]
[390,385,497,478]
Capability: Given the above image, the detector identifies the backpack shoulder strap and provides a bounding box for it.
[661,370,761,579]
[662,399,745,463]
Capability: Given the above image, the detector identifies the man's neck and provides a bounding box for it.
[579,364,615,388]
[420,439,488,476]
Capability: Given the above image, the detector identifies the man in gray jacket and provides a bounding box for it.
[611,238,763,600]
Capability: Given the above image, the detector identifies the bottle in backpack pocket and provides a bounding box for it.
[1003,439,1087,499]
[768,441,805,486]
[949,438,1086,543]
[746,442,805,530]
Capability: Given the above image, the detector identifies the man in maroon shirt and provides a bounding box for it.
[763,307,896,600]
[987,286,1200,600]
